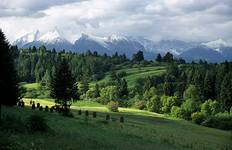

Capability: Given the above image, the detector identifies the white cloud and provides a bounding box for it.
[0,0,231,43]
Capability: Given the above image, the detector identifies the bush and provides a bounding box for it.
[180,99,199,120]
[50,107,54,113]
[191,112,206,124]
[107,101,119,112]
[161,96,179,113]
[171,106,182,118]
[27,114,49,132]
[230,107,232,115]
[93,112,97,118]
[39,106,43,111]
[201,99,221,116]
[37,103,40,108]
[202,113,232,130]
[45,106,49,112]
[134,100,146,110]
[146,95,160,113]
[32,103,36,110]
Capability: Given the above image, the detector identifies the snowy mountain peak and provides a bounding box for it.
[14,30,40,45]
[202,38,231,49]
[107,34,128,42]
[38,29,64,43]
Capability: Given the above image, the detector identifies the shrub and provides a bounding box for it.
[201,99,221,116]
[85,110,89,117]
[50,107,53,113]
[32,103,36,110]
[39,106,43,111]
[171,106,182,118]
[37,103,40,108]
[107,101,119,112]
[106,114,110,121]
[180,99,199,120]
[120,116,124,123]
[191,112,206,124]
[93,112,97,118]
[146,95,160,113]
[27,114,49,132]
[161,96,179,113]
[78,110,82,115]
[134,100,146,110]
[100,86,119,104]
[202,113,232,130]
[45,106,49,112]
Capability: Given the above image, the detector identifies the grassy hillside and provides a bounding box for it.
[91,66,166,88]
[1,98,231,150]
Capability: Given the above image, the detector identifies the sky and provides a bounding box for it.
[0,0,232,43]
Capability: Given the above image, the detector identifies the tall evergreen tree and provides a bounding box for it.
[163,52,173,62]
[203,71,215,100]
[50,58,76,110]
[220,74,232,110]
[155,53,162,62]
[0,30,19,118]
[132,51,144,62]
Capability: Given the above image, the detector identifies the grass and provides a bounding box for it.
[22,82,40,89]
[90,66,166,88]
[1,98,231,150]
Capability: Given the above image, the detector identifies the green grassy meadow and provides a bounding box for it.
[90,66,166,88]
[2,98,231,150]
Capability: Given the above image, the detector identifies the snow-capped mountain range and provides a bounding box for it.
[13,29,232,62]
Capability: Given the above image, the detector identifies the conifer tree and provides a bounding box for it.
[0,29,19,118]
[155,53,162,62]
[50,58,76,111]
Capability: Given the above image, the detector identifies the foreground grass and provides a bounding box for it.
[1,99,231,150]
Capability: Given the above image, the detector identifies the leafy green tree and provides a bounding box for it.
[201,99,212,116]
[183,85,200,102]
[146,95,160,112]
[180,99,199,120]
[50,59,77,111]
[100,86,119,104]
[0,29,20,118]
[161,96,178,113]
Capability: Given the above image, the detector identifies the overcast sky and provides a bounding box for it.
[0,0,232,43]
